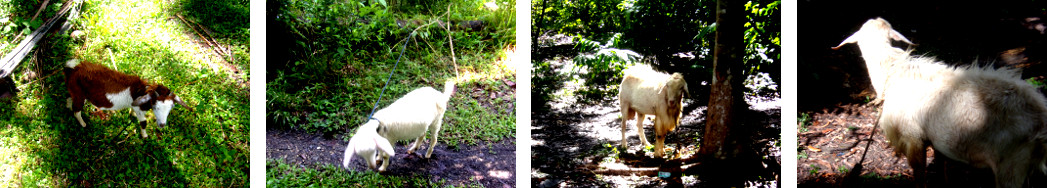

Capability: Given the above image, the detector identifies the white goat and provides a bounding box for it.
[619,64,688,158]
[342,120,395,170]
[837,18,1047,188]
[65,59,191,138]
[343,81,454,171]
[832,17,914,101]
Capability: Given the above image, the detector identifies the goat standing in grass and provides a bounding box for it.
[344,81,454,171]
[619,65,688,158]
[65,59,191,138]
[836,18,1047,188]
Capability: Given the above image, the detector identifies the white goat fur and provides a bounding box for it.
[343,81,454,171]
[833,18,914,101]
[619,64,688,157]
[342,120,395,170]
[839,18,1047,188]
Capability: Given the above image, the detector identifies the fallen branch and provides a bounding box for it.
[0,0,78,78]
[588,162,701,176]
[30,0,51,21]
[175,14,232,66]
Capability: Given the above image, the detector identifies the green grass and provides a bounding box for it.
[267,0,516,145]
[0,0,249,187]
[267,0,515,185]
[266,159,454,187]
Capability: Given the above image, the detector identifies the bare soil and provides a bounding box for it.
[266,129,516,188]
[797,104,1047,187]
[530,93,781,187]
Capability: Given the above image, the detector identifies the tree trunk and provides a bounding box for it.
[702,0,744,161]
[700,0,745,186]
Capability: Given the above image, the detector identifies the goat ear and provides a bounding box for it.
[173,95,194,112]
[133,94,152,106]
[373,135,395,157]
[833,33,860,50]
[683,82,691,98]
[889,29,914,45]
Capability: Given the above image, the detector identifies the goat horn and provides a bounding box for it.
[174,95,194,112]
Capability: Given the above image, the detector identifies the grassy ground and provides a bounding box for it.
[266,159,453,187]
[266,0,516,186]
[0,0,249,187]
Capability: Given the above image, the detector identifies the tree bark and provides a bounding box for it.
[702,0,744,162]
[699,0,746,187]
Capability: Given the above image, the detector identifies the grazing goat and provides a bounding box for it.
[837,18,1047,188]
[619,64,688,158]
[65,59,191,138]
[342,120,395,171]
[343,81,454,171]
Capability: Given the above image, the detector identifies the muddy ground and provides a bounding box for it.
[266,129,516,187]
[797,104,1047,187]
[530,90,781,187]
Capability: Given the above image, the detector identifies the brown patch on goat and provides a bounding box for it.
[65,60,153,111]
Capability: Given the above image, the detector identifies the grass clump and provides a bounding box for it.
[266,159,445,187]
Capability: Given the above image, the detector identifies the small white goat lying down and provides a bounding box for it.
[619,64,688,158]
[343,81,455,171]
[65,59,191,138]
[837,18,1047,188]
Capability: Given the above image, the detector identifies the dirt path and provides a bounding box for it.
[797,104,1047,187]
[530,93,781,187]
[266,129,516,187]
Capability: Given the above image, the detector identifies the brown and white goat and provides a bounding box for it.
[619,64,688,158]
[64,59,191,138]
[837,18,1047,188]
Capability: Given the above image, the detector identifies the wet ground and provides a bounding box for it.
[266,129,516,187]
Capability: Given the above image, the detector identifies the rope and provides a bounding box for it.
[367,32,415,120]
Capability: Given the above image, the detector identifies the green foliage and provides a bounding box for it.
[266,159,447,187]
[743,0,781,81]
[570,34,639,102]
[1027,77,1047,89]
[0,0,249,186]
[798,112,811,132]
[174,0,251,68]
[532,0,781,104]
[267,0,517,148]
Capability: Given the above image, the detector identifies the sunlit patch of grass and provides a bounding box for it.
[0,0,248,187]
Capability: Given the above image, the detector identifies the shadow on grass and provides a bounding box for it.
[0,25,248,186]
[172,0,249,44]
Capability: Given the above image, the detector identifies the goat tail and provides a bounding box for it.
[443,80,455,100]
[65,59,80,69]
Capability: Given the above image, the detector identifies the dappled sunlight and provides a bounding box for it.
[0,132,27,187]
[453,46,517,84]
[0,0,251,186]
[81,0,237,81]
[496,45,518,73]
